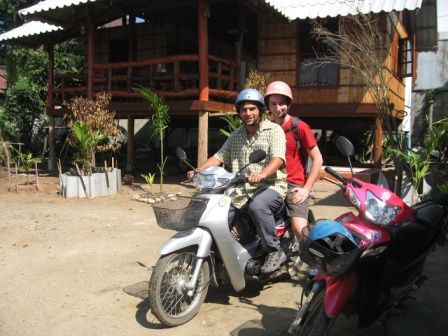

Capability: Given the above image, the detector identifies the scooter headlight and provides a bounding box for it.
[193,173,217,188]
[364,190,401,226]
[193,173,229,189]
[347,187,361,209]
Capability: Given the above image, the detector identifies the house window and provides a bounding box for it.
[298,20,339,87]
[398,37,414,78]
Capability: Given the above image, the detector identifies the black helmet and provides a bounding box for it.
[235,88,266,112]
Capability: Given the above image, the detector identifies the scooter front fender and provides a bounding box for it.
[159,227,213,258]
[316,271,359,318]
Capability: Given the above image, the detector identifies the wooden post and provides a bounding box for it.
[198,111,209,165]
[34,161,39,191]
[127,115,135,169]
[198,0,209,101]
[197,0,209,165]
[373,117,383,166]
[87,17,95,99]
[46,44,56,171]
[234,6,245,90]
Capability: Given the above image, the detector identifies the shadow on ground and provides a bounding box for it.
[312,188,352,207]
[123,274,308,333]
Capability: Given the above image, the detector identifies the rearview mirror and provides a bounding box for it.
[176,147,187,161]
[335,136,355,157]
[249,149,266,164]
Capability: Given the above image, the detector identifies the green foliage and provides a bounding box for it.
[0,0,37,59]
[135,86,170,193]
[4,77,45,149]
[0,0,36,31]
[0,106,7,140]
[71,121,106,169]
[353,128,374,164]
[54,41,84,75]
[3,40,84,154]
[6,48,48,88]
[425,118,448,164]
[389,147,430,199]
[141,172,156,187]
[19,152,39,172]
[219,113,241,138]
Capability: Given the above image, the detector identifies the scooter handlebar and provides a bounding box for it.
[324,166,347,184]
[231,176,248,185]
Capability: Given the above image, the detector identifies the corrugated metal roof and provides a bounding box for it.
[264,0,423,20]
[414,40,448,90]
[0,20,62,42]
[412,0,438,51]
[19,0,97,16]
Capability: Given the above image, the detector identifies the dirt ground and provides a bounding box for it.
[0,173,447,336]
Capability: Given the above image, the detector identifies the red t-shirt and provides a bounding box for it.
[282,118,317,185]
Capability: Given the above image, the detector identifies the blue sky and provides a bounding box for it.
[438,0,448,32]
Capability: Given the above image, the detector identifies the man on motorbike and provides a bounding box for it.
[264,81,323,240]
[187,88,288,273]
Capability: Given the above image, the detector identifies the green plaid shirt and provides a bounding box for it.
[214,120,287,208]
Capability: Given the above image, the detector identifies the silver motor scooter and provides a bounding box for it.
[148,148,311,327]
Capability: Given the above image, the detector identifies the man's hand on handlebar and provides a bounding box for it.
[248,172,266,184]
[187,169,199,181]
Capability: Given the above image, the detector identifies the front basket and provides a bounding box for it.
[298,226,361,277]
[152,196,208,231]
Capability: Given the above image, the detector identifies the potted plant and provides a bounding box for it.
[60,92,122,198]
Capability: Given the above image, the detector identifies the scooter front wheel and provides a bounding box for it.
[290,282,334,336]
[149,247,210,327]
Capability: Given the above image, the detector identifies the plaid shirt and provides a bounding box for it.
[214,120,287,208]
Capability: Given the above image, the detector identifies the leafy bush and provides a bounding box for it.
[65,92,119,167]
[4,77,45,149]
[3,41,84,154]
[71,121,106,170]
[425,118,448,164]
[19,152,40,172]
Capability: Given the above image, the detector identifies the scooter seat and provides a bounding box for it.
[414,204,444,229]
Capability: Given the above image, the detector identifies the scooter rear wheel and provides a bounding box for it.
[290,284,334,336]
[149,247,210,327]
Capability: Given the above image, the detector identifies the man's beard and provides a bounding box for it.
[244,115,261,126]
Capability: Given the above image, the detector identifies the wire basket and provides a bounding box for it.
[298,226,361,277]
[152,196,208,231]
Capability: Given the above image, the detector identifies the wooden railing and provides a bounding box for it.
[50,54,239,103]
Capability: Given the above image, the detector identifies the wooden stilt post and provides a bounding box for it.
[127,115,135,169]
[197,0,210,165]
[373,117,383,166]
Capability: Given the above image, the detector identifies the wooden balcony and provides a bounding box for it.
[49,54,239,115]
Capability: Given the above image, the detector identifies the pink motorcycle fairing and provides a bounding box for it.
[336,211,390,247]
[315,271,360,318]
[345,178,414,226]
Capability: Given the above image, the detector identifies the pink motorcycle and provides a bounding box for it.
[288,136,448,336]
